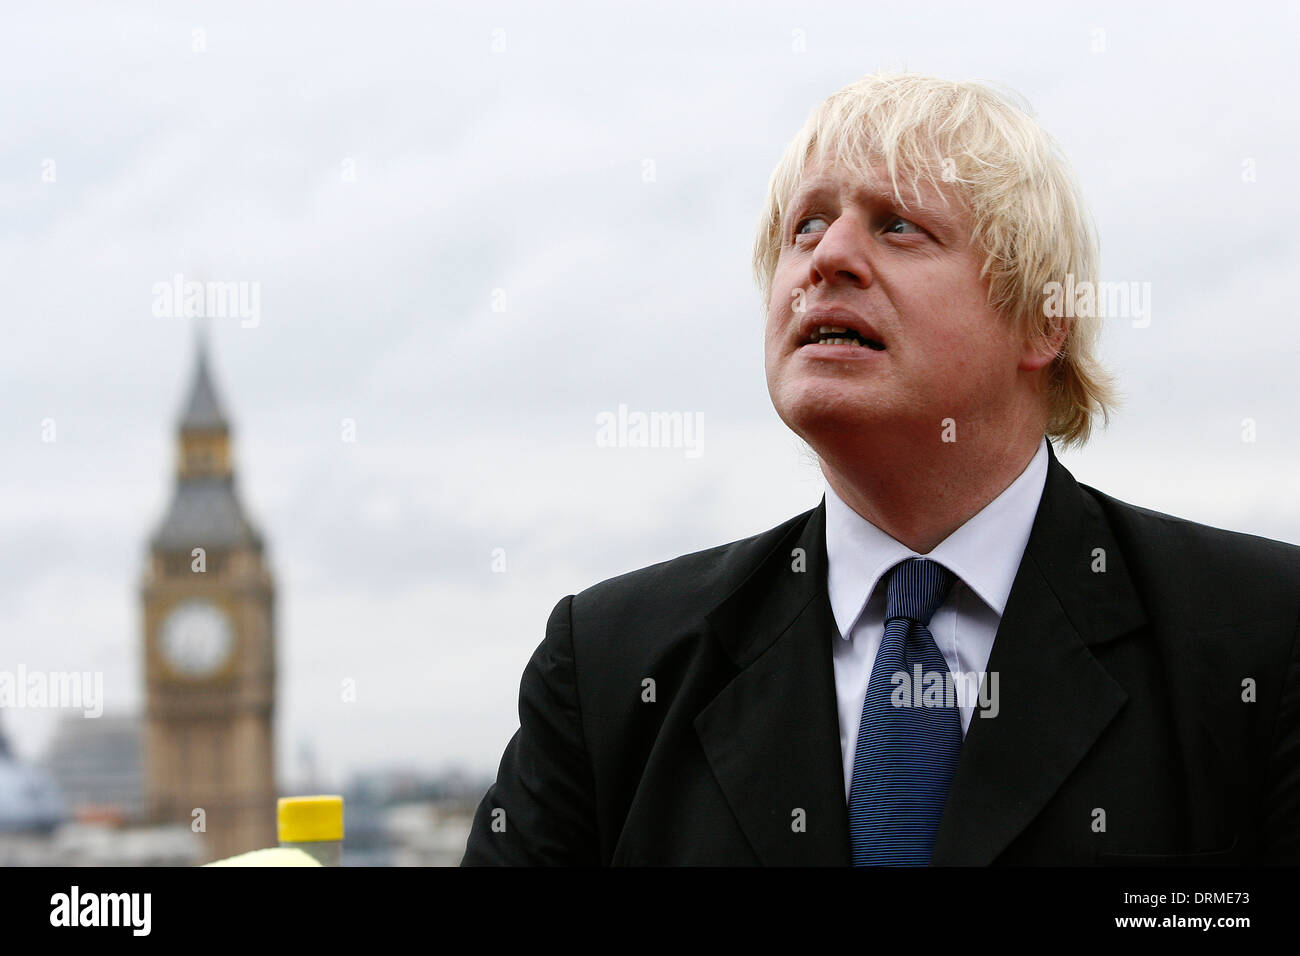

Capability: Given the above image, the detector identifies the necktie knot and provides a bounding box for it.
[884,557,955,626]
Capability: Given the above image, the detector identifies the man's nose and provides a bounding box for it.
[808,215,875,289]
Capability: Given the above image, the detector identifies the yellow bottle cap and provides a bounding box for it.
[277,795,344,843]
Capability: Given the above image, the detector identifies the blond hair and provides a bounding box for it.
[752,72,1119,449]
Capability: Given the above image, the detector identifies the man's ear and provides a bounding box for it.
[1019,317,1068,372]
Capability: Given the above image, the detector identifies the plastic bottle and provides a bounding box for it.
[277,795,344,866]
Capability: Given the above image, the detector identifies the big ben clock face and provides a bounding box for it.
[159,600,233,677]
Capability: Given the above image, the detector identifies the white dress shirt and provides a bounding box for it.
[825,437,1049,801]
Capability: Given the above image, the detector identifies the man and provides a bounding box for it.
[461,73,1300,865]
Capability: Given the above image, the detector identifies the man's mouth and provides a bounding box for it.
[806,325,886,350]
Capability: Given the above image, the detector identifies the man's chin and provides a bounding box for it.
[772,385,938,450]
[775,399,890,445]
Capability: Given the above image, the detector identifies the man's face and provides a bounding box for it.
[764,156,1037,450]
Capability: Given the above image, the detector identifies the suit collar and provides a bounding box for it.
[694,437,1148,865]
[1015,437,1146,648]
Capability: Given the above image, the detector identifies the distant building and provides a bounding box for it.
[330,768,486,866]
[42,713,144,825]
[1,710,205,867]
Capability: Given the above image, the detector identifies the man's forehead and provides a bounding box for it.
[794,158,950,206]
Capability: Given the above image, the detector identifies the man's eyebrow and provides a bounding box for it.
[786,178,843,211]
[786,177,960,229]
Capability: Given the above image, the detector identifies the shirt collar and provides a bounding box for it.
[823,437,1050,640]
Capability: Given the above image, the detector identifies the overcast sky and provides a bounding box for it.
[3,0,1298,790]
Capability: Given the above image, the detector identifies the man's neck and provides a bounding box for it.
[818,429,1045,555]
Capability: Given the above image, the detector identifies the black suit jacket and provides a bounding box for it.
[462,440,1300,864]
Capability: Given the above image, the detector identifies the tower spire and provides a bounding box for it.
[150,332,261,552]
[179,321,227,432]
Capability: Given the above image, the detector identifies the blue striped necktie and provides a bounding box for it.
[848,557,961,865]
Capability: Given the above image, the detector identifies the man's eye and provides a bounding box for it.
[793,214,924,240]
[794,215,827,237]
[886,216,923,235]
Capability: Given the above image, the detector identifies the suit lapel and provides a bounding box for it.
[930,439,1146,863]
[694,503,852,865]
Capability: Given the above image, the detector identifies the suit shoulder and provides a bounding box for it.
[568,506,816,627]
[1082,482,1300,594]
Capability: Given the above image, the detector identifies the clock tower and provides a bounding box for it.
[141,334,277,861]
